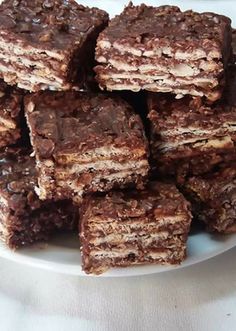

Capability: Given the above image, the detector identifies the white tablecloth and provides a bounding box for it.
[0,247,235,331]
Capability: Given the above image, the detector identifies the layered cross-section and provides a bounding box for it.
[25,92,149,203]
[0,147,77,249]
[0,0,108,91]
[95,3,232,101]
[80,182,192,274]
[148,90,236,182]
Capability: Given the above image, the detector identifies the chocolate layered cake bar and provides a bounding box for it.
[95,3,232,101]
[184,166,236,233]
[80,182,192,275]
[25,92,149,203]
[0,0,108,91]
[0,147,77,249]
[0,80,22,147]
[148,92,236,182]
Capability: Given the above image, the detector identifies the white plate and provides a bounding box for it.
[1,0,236,277]
[0,232,236,277]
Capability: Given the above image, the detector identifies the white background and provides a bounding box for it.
[0,1,236,330]
[0,248,236,331]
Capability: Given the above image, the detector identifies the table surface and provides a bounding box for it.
[0,247,235,331]
[0,1,236,330]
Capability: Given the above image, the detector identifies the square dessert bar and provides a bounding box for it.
[0,80,22,147]
[95,3,232,102]
[184,166,236,234]
[148,91,236,182]
[80,182,192,275]
[0,0,108,91]
[25,92,149,203]
[0,147,77,249]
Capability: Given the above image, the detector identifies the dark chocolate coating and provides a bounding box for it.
[0,0,108,51]
[25,91,148,159]
[81,182,191,221]
[101,4,231,46]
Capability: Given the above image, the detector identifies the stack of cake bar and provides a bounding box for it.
[0,0,235,274]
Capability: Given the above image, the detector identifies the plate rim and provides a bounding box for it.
[0,232,235,277]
